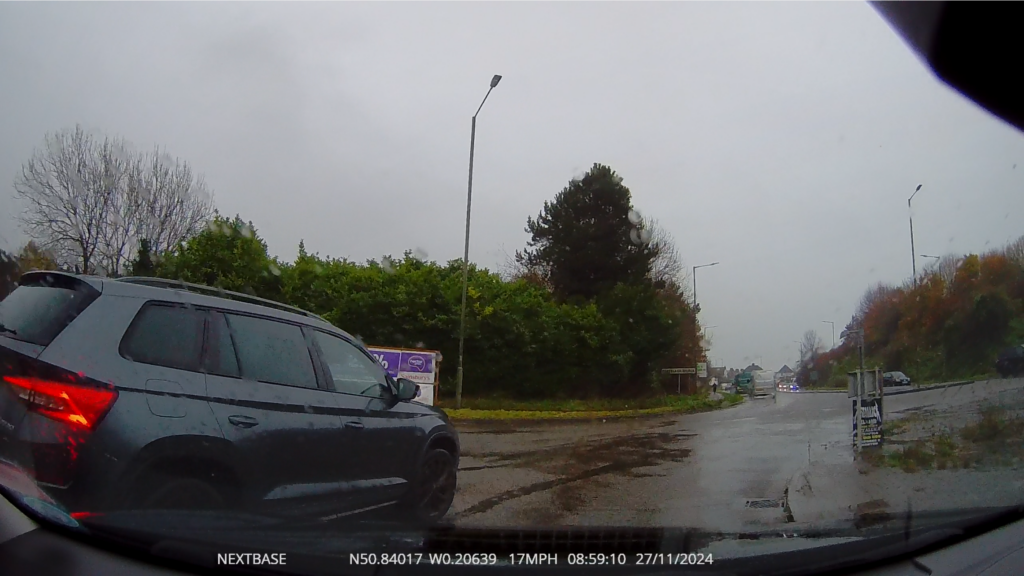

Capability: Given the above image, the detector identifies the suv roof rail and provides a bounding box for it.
[116,276,328,322]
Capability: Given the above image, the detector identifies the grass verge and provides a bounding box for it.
[442,393,743,421]
[868,407,1024,472]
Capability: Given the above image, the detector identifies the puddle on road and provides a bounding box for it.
[496,431,693,477]
[454,431,694,520]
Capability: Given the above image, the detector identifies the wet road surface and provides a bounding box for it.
[451,392,850,531]
[449,379,1024,531]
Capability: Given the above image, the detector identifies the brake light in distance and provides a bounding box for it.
[2,376,118,431]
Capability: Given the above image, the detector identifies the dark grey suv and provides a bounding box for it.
[0,271,459,523]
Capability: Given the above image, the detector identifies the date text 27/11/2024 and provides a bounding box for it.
[347,552,716,566]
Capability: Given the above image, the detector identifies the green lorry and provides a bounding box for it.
[734,372,754,395]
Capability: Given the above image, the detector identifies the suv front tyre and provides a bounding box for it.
[402,448,458,524]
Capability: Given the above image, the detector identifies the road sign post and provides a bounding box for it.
[662,368,696,395]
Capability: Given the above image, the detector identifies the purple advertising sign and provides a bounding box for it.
[366,347,438,385]
[368,349,403,379]
[400,353,434,376]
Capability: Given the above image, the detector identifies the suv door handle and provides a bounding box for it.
[344,420,364,430]
[228,415,259,428]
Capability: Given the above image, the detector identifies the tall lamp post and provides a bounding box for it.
[909,184,923,287]
[455,74,502,410]
[692,262,719,310]
[921,254,940,269]
[822,320,835,349]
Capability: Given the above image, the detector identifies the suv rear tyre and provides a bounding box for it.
[131,474,227,511]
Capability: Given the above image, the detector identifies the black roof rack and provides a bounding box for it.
[116,276,328,322]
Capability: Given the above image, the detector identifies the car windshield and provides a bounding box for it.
[1,2,1024,574]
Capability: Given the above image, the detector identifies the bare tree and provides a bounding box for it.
[93,137,136,276]
[505,246,552,289]
[133,149,215,258]
[1004,234,1024,269]
[14,127,114,274]
[800,329,823,365]
[642,216,690,298]
[855,282,896,324]
[934,254,963,290]
[13,126,215,277]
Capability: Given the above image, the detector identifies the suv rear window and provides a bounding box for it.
[120,303,206,372]
[223,313,318,389]
[0,273,100,346]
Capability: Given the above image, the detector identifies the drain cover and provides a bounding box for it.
[745,499,783,509]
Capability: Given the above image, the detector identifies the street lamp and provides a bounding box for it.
[909,184,923,287]
[822,320,835,349]
[455,74,502,410]
[692,262,719,309]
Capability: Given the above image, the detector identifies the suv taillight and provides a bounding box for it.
[3,375,118,431]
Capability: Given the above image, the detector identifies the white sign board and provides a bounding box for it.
[662,367,696,375]
[848,370,881,398]
[415,384,435,406]
[696,362,708,378]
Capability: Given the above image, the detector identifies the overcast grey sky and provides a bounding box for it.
[1,2,1022,371]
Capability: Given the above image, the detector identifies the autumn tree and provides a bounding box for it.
[17,241,60,273]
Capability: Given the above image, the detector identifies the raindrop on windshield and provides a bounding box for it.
[630,227,652,245]
[628,209,642,224]
[413,247,429,261]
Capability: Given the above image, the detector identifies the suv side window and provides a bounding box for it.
[312,330,390,398]
[203,311,240,378]
[120,303,206,372]
[223,313,318,389]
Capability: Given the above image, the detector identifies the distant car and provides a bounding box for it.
[882,371,911,387]
[996,345,1024,377]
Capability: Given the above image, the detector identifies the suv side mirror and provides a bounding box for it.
[396,378,419,402]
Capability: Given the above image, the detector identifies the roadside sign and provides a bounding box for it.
[662,368,696,375]
[847,369,881,398]
[366,345,441,406]
[853,397,883,448]
[696,362,708,378]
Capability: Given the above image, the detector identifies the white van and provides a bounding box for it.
[753,370,777,397]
